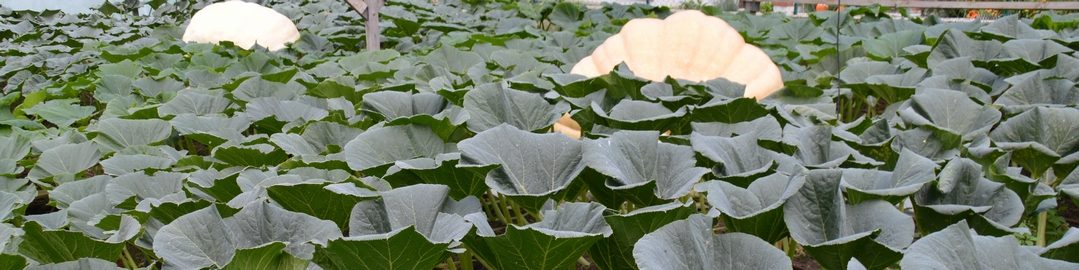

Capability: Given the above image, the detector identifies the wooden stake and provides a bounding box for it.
[344,0,382,50]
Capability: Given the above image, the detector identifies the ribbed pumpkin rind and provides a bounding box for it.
[569,10,784,99]
[182,1,301,51]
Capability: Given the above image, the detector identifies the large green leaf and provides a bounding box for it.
[153,206,235,269]
[781,125,874,168]
[463,83,568,133]
[590,202,696,270]
[361,91,454,122]
[213,143,289,167]
[100,152,176,176]
[458,124,586,211]
[980,15,1056,40]
[928,29,1006,67]
[996,72,1079,112]
[913,158,1024,236]
[88,118,172,152]
[840,149,938,203]
[901,221,1079,269]
[266,182,377,230]
[50,176,109,208]
[688,98,769,124]
[1001,39,1071,67]
[990,107,1079,176]
[246,98,329,128]
[312,227,449,270]
[1042,228,1079,263]
[27,142,101,184]
[170,114,250,145]
[863,30,924,60]
[584,131,709,205]
[464,202,611,270]
[22,99,95,127]
[348,184,483,243]
[300,122,364,152]
[783,170,914,270]
[690,133,800,187]
[17,222,122,264]
[898,88,1000,141]
[0,254,26,270]
[690,115,782,141]
[224,201,342,260]
[926,57,997,99]
[0,191,26,222]
[421,45,484,74]
[157,89,231,116]
[24,258,123,270]
[1060,167,1079,205]
[587,100,687,132]
[104,171,185,207]
[840,62,924,103]
[222,242,307,270]
[343,124,455,174]
[697,172,804,243]
[382,153,495,200]
[634,214,792,270]
[548,2,584,29]
[231,79,303,103]
[894,126,963,161]
[0,135,30,175]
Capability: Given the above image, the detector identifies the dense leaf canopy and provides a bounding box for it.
[0,0,1078,269]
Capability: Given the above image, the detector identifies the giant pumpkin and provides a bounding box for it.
[555,10,785,138]
[182,1,300,51]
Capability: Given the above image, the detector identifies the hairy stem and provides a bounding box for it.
[505,196,528,225]
[485,191,512,226]
[1037,211,1048,247]
[461,251,474,270]
[786,237,798,258]
[446,257,457,270]
[122,246,138,270]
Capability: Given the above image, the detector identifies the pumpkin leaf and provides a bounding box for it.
[784,170,914,270]
[458,124,586,211]
[634,214,793,270]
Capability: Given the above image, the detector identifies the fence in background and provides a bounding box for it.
[743,0,1079,11]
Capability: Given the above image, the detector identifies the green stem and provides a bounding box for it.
[461,251,474,270]
[506,196,528,225]
[1033,170,1049,247]
[1037,211,1048,247]
[480,194,498,220]
[446,257,458,270]
[786,237,798,258]
[486,191,512,226]
[122,246,138,270]
[494,194,515,225]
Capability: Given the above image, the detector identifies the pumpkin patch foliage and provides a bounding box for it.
[1,0,1079,269]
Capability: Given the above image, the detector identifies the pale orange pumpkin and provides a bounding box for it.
[182,1,300,51]
[555,10,785,138]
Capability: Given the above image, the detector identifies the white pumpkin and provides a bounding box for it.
[570,10,784,98]
[555,10,785,139]
[182,1,300,51]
